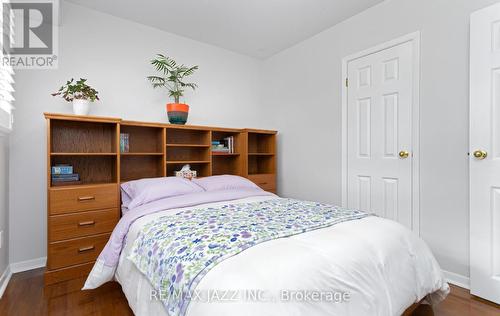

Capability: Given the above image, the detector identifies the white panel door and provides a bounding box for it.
[470,3,500,304]
[347,41,414,229]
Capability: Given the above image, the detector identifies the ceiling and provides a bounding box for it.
[65,0,384,59]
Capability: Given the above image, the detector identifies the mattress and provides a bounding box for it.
[115,195,449,316]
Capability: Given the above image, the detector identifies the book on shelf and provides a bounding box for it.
[225,136,234,153]
[211,136,235,154]
[52,173,80,182]
[212,148,230,153]
[52,180,82,186]
[51,164,73,175]
[120,133,130,153]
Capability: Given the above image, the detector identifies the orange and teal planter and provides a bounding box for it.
[166,103,189,125]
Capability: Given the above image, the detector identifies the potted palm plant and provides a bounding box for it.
[51,78,99,115]
[147,54,198,124]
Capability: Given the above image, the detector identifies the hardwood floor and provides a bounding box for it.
[0,268,499,316]
[0,269,133,316]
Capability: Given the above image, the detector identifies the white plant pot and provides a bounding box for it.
[72,99,90,115]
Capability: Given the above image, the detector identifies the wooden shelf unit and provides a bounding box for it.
[46,113,278,187]
[44,113,277,285]
[45,114,121,286]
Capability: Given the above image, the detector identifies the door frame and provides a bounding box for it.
[341,31,421,235]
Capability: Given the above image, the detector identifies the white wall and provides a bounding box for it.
[263,0,500,278]
[9,1,267,263]
[0,135,9,275]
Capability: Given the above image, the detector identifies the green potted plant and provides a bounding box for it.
[147,54,198,124]
[51,78,99,115]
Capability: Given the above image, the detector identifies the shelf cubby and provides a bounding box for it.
[212,155,241,176]
[211,130,243,176]
[50,120,117,153]
[166,162,211,178]
[166,129,210,146]
[166,146,210,162]
[121,155,164,182]
[119,125,164,154]
[248,132,275,154]
[49,118,119,187]
[248,155,275,175]
[50,155,117,186]
[118,124,165,182]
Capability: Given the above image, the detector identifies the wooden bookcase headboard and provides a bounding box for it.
[44,112,277,285]
[45,112,277,186]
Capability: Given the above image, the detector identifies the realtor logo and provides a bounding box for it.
[1,0,58,69]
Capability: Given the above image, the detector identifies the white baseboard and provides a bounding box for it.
[9,257,46,274]
[442,269,470,290]
[0,257,47,298]
[0,265,12,299]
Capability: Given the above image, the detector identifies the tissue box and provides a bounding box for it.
[175,170,197,179]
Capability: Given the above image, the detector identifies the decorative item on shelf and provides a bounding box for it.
[211,136,234,154]
[120,133,130,153]
[147,54,198,125]
[175,164,197,180]
[51,78,100,115]
[51,164,73,175]
[51,164,80,185]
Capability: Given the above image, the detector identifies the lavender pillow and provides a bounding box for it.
[192,175,261,192]
[121,177,204,212]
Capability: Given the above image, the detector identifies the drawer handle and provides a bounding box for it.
[258,182,268,185]
[78,245,95,253]
[78,221,95,227]
[78,196,95,202]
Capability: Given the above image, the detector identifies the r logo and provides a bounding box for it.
[2,2,53,55]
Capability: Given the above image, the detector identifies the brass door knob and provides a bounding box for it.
[399,151,410,159]
[473,150,487,160]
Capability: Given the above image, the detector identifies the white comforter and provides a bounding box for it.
[116,196,449,316]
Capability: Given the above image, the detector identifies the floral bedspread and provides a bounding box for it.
[128,198,370,316]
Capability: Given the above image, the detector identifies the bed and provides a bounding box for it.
[83,176,449,316]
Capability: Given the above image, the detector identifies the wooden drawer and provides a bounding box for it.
[248,174,276,192]
[49,208,119,242]
[48,233,110,270]
[45,262,95,286]
[49,184,118,215]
